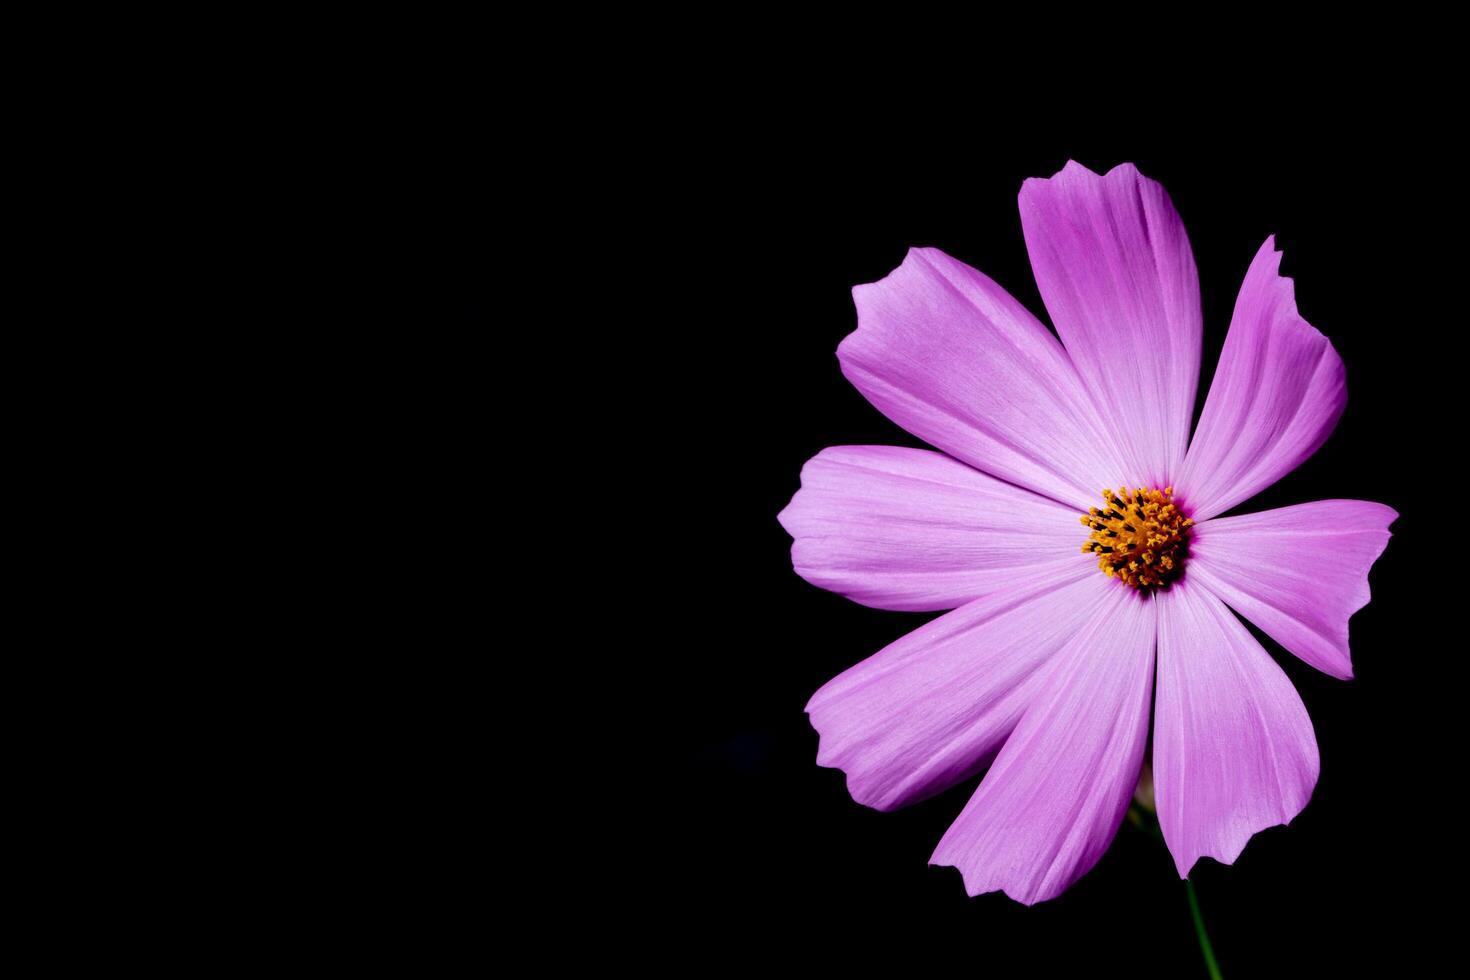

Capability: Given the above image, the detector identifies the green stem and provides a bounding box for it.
[1128,806,1224,979]
[1185,878,1223,980]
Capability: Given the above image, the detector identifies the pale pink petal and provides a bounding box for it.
[1188,500,1398,680]
[1154,576,1320,877]
[1176,236,1346,521]
[776,444,1088,612]
[806,558,1104,812]
[840,246,1127,513]
[1018,160,1202,488]
[929,581,1155,904]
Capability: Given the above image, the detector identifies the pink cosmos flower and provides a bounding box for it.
[776,160,1396,905]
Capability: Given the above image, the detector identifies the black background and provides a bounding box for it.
[611,120,1457,974]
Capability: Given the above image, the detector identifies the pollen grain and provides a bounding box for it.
[1079,486,1193,590]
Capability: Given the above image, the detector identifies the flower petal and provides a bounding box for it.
[1018,160,1202,488]
[1154,576,1319,877]
[839,246,1127,513]
[806,557,1103,812]
[928,581,1155,904]
[1176,236,1346,521]
[1188,499,1398,679]
[776,444,1087,612]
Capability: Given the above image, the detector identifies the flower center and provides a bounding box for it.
[1079,486,1193,590]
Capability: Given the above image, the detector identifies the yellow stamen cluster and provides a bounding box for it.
[1079,486,1194,590]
